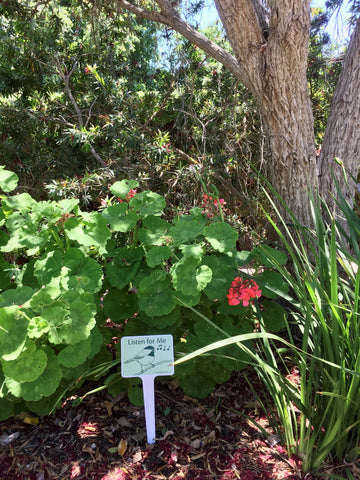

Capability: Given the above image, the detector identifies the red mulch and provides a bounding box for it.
[0,371,353,480]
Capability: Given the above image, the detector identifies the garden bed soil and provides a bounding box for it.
[0,371,354,480]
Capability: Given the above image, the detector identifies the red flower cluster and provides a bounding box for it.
[226,277,262,307]
[202,194,225,207]
[201,194,226,218]
[118,189,137,203]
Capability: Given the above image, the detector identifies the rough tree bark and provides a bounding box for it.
[112,0,359,227]
[213,0,318,225]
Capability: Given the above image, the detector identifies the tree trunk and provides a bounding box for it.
[114,0,359,227]
[318,17,360,214]
[214,0,317,225]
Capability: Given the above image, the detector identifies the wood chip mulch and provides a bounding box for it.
[0,370,353,480]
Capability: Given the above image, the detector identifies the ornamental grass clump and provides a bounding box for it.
[257,174,360,473]
[175,171,360,475]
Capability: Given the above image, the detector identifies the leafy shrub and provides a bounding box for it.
[0,167,287,418]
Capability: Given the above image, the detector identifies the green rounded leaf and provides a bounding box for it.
[180,244,204,259]
[127,384,144,406]
[129,191,165,217]
[255,270,289,299]
[103,288,138,321]
[58,198,79,212]
[235,250,253,266]
[0,255,12,291]
[138,270,176,316]
[40,306,69,344]
[110,179,139,198]
[204,222,238,253]
[145,246,172,267]
[114,210,138,233]
[30,286,61,310]
[57,338,91,368]
[2,193,36,211]
[138,216,171,245]
[25,384,66,416]
[34,251,62,284]
[255,245,288,267]
[106,247,143,289]
[202,255,236,301]
[0,167,19,192]
[102,203,138,232]
[28,316,50,339]
[261,299,287,332]
[62,248,103,293]
[5,211,27,232]
[171,257,212,295]
[5,347,62,401]
[18,258,39,289]
[88,327,103,359]
[21,231,49,254]
[178,371,216,399]
[0,398,14,421]
[171,216,205,245]
[64,212,111,253]
[103,203,127,222]
[0,306,28,360]
[2,345,47,382]
[106,261,135,290]
[140,306,181,328]
[198,356,233,385]
[0,286,35,307]
[62,301,96,345]
[175,290,201,307]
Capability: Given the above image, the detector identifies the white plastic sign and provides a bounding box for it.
[121,335,174,444]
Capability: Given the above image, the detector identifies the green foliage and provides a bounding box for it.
[257,176,360,472]
[0,0,266,231]
[0,169,287,417]
[0,166,18,192]
[309,6,344,145]
[0,0,162,194]
[175,174,360,473]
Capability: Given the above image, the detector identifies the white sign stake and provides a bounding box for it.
[142,375,156,444]
[121,335,174,444]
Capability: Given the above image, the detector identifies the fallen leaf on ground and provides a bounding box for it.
[117,439,127,456]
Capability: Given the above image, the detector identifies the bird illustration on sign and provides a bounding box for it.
[124,345,155,374]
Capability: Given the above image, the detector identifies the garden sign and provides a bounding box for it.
[121,335,174,444]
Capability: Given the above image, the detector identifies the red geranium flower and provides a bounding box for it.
[226,277,261,307]
[201,194,226,218]
[118,189,137,203]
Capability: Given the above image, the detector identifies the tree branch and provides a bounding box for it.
[54,56,106,167]
[113,0,246,83]
[55,57,84,129]
[213,0,266,92]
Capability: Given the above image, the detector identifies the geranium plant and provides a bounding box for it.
[0,167,288,417]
